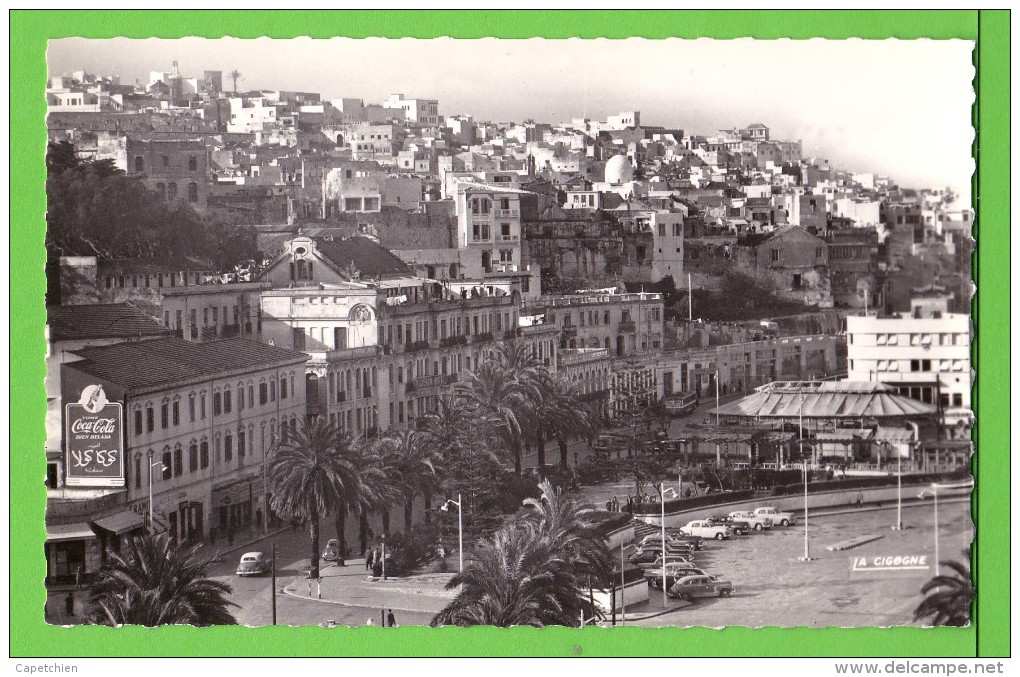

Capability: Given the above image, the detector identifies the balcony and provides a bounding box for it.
[472,331,495,343]
[406,373,458,394]
[497,209,519,217]
[562,326,578,338]
[441,335,468,348]
[406,339,431,353]
[618,321,636,333]
[503,328,521,340]
[498,234,519,242]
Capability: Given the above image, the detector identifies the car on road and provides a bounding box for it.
[236,551,270,577]
[677,520,731,540]
[668,574,735,601]
[322,539,342,562]
[646,563,709,589]
[664,529,706,550]
[727,510,774,531]
[754,506,797,526]
[707,516,752,535]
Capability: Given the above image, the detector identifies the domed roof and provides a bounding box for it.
[604,155,634,184]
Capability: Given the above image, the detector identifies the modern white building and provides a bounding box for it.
[382,93,439,126]
[846,293,971,434]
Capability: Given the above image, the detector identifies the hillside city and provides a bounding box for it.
[44,62,974,628]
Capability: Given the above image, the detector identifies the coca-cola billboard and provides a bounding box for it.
[65,384,124,487]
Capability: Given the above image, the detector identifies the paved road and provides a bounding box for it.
[634,500,972,628]
[203,526,434,627]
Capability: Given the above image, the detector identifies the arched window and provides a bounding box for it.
[161,448,172,480]
[134,156,144,172]
[189,441,198,472]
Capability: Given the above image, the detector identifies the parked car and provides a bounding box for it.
[638,533,694,551]
[727,510,774,531]
[630,542,693,564]
[646,562,709,589]
[677,520,731,540]
[754,506,797,527]
[668,574,735,601]
[707,516,752,535]
[236,552,270,577]
[637,553,694,570]
[322,539,342,562]
[666,531,706,550]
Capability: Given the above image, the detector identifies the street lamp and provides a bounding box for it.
[148,458,167,535]
[714,369,720,426]
[797,392,814,562]
[440,494,463,573]
[659,484,678,607]
[890,442,905,531]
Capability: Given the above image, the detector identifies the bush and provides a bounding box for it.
[386,522,442,576]
[577,454,619,486]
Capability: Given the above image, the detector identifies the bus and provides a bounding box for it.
[664,392,698,417]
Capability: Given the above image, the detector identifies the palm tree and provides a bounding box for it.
[228,69,243,92]
[268,418,358,579]
[432,480,609,627]
[458,357,541,475]
[431,522,595,627]
[380,429,438,531]
[914,560,973,627]
[87,533,236,626]
[521,479,611,583]
[325,431,377,566]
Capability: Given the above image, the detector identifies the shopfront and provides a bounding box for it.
[45,523,101,585]
[91,510,145,557]
[212,477,260,534]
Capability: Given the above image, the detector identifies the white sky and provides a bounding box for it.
[48,37,975,201]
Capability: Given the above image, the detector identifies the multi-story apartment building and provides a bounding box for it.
[846,293,971,434]
[452,180,526,278]
[382,94,439,126]
[525,291,664,358]
[49,338,308,582]
[126,138,209,208]
[658,334,844,398]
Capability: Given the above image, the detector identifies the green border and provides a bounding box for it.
[10,10,1008,658]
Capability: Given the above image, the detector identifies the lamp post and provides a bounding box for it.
[148,458,166,535]
[797,392,814,561]
[891,443,905,530]
[932,484,940,577]
[659,484,678,607]
[714,370,720,426]
[440,495,464,573]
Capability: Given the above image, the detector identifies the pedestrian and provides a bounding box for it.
[387,609,396,627]
[74,565,82,590]
[365,549,373,571]
[64,592,75,617]
[256,508,263,530]
[227,525,234,545]
[605,499,612,512]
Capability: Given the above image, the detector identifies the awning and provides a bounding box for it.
[93,510,145,535]
[46,523,96,542]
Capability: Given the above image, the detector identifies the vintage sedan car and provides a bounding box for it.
[638,533,694,551]
[668,574,734,600]
[754,506,797,527]
[677,520,731,540]
[706,516,752,535]
[645,562,709,589]
[637,553,694,570]
[236,551,270,577]
[728,510,774,531]
[322,539,342,562]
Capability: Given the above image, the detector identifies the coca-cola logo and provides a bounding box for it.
[70,418,118,435]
